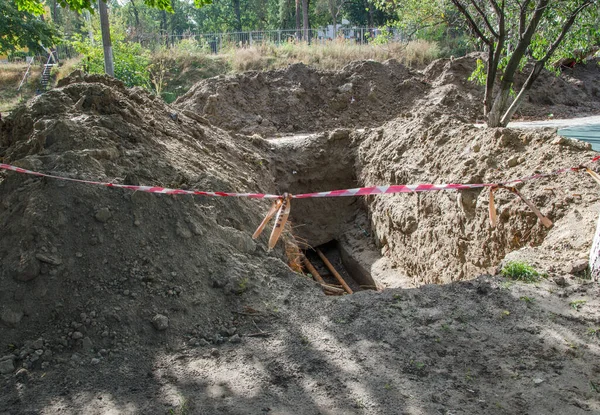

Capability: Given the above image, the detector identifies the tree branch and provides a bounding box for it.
[468,0,499,38]
[499,0,595,126]
[519,0,532,39]
[539,0,594,63]
[405,19,447,39]
[450,0,492,45]
[501,0,548,84]
[488,0,502,17]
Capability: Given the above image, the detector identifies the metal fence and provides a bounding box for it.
[133,27,405,53]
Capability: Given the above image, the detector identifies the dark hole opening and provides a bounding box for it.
[304,240,378,294]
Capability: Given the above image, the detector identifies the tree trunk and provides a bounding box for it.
[161,11,168,46]
[84,10,94,43]
[129,0,141,28]
[486,0,548,126]
[170,0,176,39]
[499,61,545,126]
[590,211,600,281]
[302,0,309,43]
[233,0,243,32]
[98,0,114,77]
[295,0,301,40]
[332,8,337,38]
[51,0,58,23]
[483,47,495,116]
[487,85,511,127]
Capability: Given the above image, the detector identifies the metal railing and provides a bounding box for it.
[132,27,405,53]
[17,58,34,91]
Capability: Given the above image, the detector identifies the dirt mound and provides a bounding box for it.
[176,54,600,136]
[0,73,311,364]
[357,114,597,283]
[175,60,428,136]
[421,54,600,122]
[1,64,600,415]
[519,58,600,119]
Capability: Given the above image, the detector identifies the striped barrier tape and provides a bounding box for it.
[0,163,281,199]
[1,155,599,249]
[2,155,599,200]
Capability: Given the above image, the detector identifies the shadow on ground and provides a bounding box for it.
[2,274,599,415]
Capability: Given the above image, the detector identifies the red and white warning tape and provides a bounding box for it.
[1,155,599,200]
[2,156,599,249]
[0,163,281,199]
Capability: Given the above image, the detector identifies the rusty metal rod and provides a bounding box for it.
[316,249,353,294]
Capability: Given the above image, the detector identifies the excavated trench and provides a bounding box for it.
[266,130,400,293]
[173,56,600,289]
[266,118,599,292]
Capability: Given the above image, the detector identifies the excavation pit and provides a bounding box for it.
[304,240,379,295]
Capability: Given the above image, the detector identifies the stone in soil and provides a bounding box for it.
[152,314,169,331]
[0,359,15,375]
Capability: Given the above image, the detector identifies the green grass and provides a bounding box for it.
[570,299,586,311]
[501,261,541,283]
[520,296,535,305]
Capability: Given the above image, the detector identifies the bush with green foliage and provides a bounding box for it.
[1,0,61,55]
[501,261,541,283]
[71,34,150,88]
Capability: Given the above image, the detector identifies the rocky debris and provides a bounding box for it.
[13,253,41,282]
[0,360,15,375]
[0,357,15,375]
[35,253,62,265]
[1,308,23,327]
[569,260,589,274]
[507,156,520,167]
[31,338,44,350]
[554,276,568,287]
[94,207,112,223]
[151,314,169,331]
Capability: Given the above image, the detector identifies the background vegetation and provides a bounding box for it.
[2,0,599,116]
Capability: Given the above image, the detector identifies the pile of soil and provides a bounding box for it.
[356,114,597,283]
[0,72,309,375]
[176,60,428,136]
[1,60,600,415]
[177,54,600,136]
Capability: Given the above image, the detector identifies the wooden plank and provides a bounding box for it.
[302,255,325,284]
[316,249,353,294]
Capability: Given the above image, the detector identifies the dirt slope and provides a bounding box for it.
[356,113,597,283]
[176,55,600,136]
[0,72,309,368]
[0,62,600,415]
[175,60,428,136]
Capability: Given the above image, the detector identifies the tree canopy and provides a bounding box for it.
[14,0,212,15]
[381,0,600,126]
[0,0,61,54]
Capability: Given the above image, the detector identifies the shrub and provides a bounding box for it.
[71,35,150,88]
[501,261,541,283]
